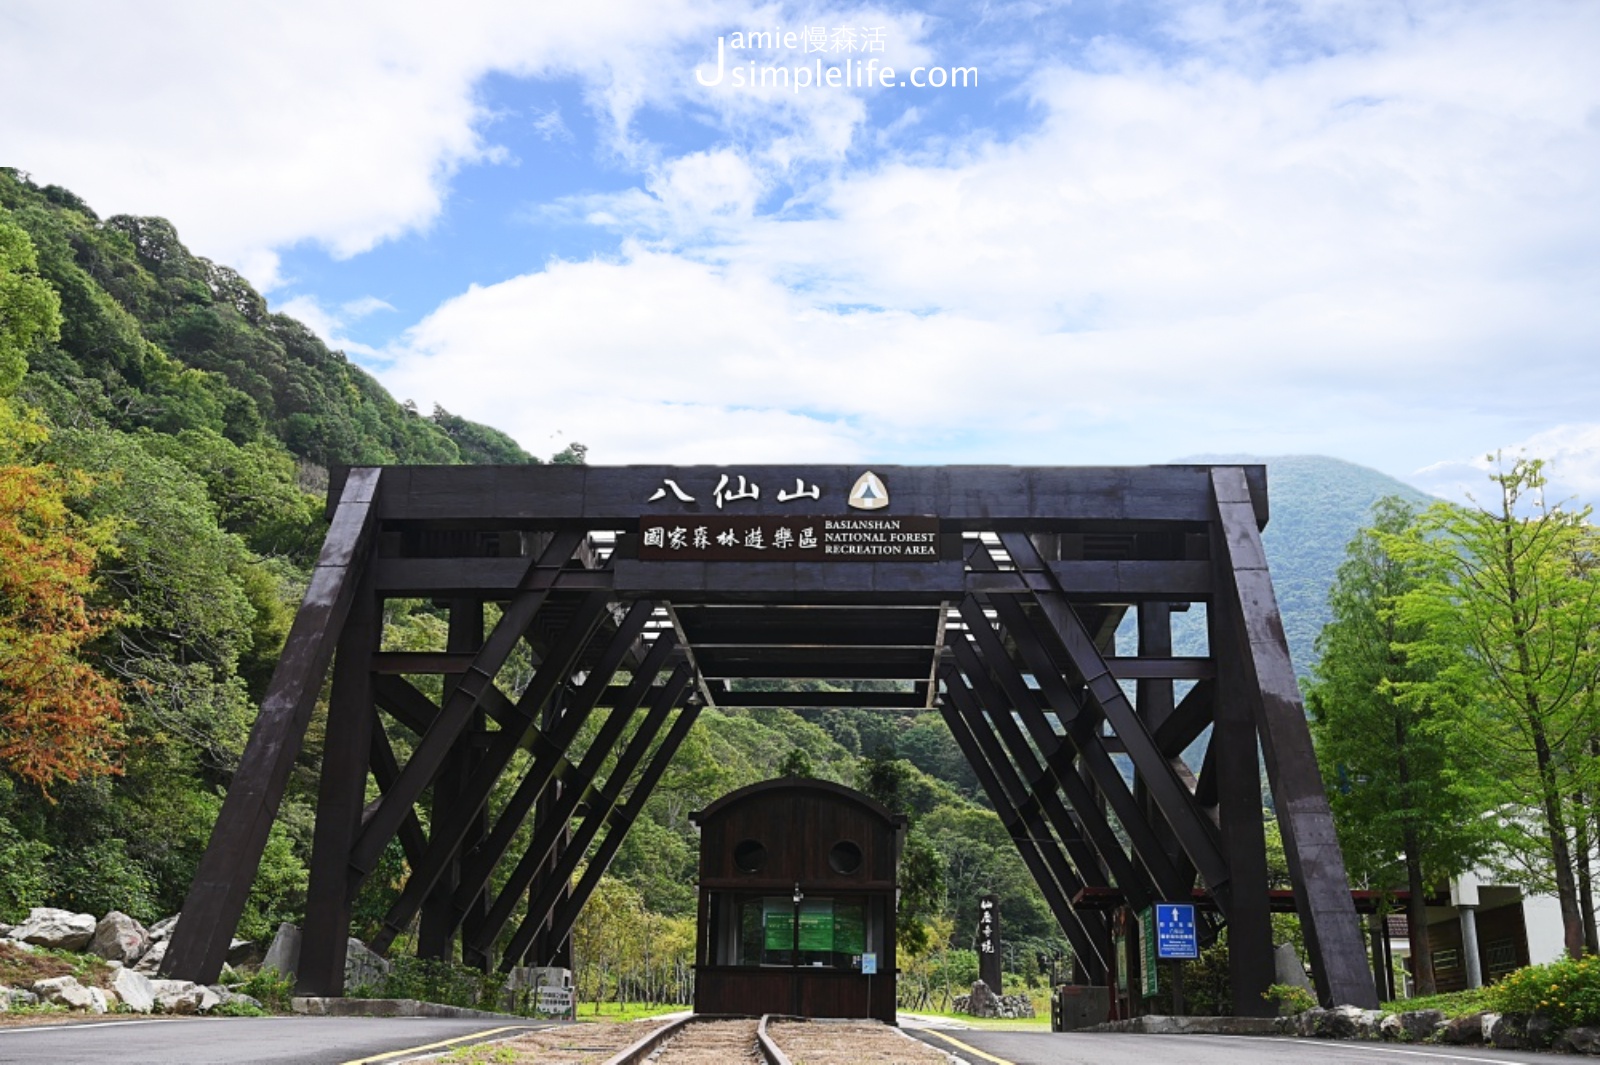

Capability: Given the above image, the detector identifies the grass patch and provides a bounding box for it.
[573,1001,684,1023]
[0,942,112,990]
[901,1008,1052,1030]
[1381,987,1493,1018]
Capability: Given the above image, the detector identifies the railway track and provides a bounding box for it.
[602,1013,949,1065]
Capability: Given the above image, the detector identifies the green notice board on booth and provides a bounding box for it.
[834,903,865,954]
[765,898,866,954]
[764,901,794,951]
[799,900,834,951]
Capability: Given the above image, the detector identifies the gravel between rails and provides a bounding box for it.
[768,1019,953,1064]
[475,1020,651,1063]
[650,1018,762,1064]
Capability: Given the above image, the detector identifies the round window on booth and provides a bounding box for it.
[828,840,863,875]
[734,838,768,874]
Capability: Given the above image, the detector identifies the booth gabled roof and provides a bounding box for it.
[690,775,908,829]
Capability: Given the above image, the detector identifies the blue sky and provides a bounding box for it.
[4,0,1599,501]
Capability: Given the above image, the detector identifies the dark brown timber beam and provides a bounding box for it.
[162,467,382,986]
[1211,466,1376,1009]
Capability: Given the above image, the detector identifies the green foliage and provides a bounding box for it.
[1178,935,1234,1016]
[371,956,504,1010]
[232,967,295,1012]
[1263,982,1316,1016]
[1306,497,1494,885]
[52,836,159,919]
[1381,986,1493,1018]
[1386,457,1600,955]
[0,209,62,395]
[1489,954,1600,1031]
[0,812,52,921]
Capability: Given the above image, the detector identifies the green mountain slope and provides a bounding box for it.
[1,168,532,468]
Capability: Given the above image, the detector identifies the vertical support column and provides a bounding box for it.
[1211,467,1378,1009]
[420,599,484,962]
[297,562,380,995]
[1209,594,1275,1017]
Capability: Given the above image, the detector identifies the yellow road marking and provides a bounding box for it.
[339,1024,544,1064]
[919,1028,1016,1065]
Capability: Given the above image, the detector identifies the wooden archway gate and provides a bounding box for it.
[160,464,1380,1014]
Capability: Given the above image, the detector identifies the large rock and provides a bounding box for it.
[227,938,262,968]
[89,911,150,964]
[345,937,390,992]
[11,907,96,951]
[33,975,95,1010]
[1439,1012,1487,1045]
[147,915,180,942]
[111,966,156,1013]
[1303,1005,1379,1040]
[1273,942,1313,991]
[1554,1025,1600,1055]
[261,921,301,978]
[1398,1009,1445,1042]
[133,938,168,973]
[149,978,210,1014]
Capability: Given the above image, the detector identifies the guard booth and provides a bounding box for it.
[692,778,905,1023]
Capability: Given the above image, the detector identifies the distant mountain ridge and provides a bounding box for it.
[1174,454,1435,677]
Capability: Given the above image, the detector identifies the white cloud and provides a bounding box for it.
[381,1,1600,470]
[1413,425,1600,510]
[3,0,917,288]
[275,295,381,358]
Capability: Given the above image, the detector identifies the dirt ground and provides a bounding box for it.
[768,1019,952,1064]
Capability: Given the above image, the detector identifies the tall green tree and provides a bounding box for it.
[1307,497,1492,994]
[1388,457,1600,959]
[0,210,61,396]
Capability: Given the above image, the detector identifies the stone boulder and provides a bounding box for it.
[149,978,220,1014]
[89,911,150,964]
[227,938,262,968]
[133,938,168,974]
[345,937,390,992]
[147,914,180,942]
[261,921,301,978]
[11,907,96,951]
[1273,942,1313,991]
[33,975,97,1011]
[1398,1008,1445,1042]
[1554,1025,1600,1055]
[1301,1005,1380,1040]
[111,966,157,1013]
[1439,1012,1487,1045]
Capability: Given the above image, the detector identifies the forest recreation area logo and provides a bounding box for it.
[694,26,977,91]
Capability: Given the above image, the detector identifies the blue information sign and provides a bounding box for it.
[861,952,878,974]
[1154,903,1199,960]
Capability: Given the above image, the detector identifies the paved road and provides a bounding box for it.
[0,1015,550,1064]
[908,1029,1578,1065]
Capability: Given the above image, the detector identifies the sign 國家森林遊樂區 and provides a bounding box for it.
[638,514,950,561]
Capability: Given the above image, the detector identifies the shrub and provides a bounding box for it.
[1489,955,1600,1030]
[1263,983,1317,1016]
[232,968,295,1013]
[371,956,502,1011]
